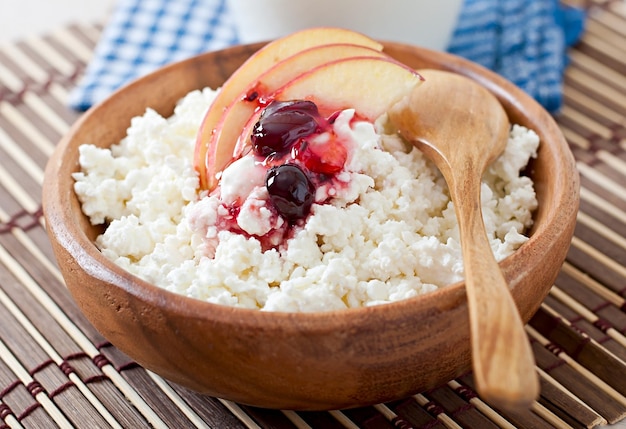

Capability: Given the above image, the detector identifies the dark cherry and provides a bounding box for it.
[251,100,321,157]
[265,164,315,222]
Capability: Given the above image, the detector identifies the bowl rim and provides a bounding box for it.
[43,41,579,329]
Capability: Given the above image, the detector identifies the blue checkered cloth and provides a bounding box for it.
[68,0,585,112]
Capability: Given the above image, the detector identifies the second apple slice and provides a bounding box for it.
[272,56,423,121]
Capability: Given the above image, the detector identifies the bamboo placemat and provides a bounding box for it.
[0,0,625,427]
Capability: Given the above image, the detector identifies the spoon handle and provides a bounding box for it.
[449,170,539,410]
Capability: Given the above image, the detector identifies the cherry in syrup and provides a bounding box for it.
[251,100,321,157]
[265,164,315,222]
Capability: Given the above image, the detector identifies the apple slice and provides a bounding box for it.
[195,28,383,190]
[210,43,389,179]
[273,56,423,121]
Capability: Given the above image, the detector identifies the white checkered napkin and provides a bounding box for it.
[68,0,237,111]
[68,0,585,112]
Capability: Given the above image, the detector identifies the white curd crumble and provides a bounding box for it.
[73,87,539,312]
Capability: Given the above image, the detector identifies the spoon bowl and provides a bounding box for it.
[389,69,539,410]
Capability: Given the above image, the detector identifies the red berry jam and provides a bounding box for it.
[209,100,359,250]
[247,100,352,223]
[251,100,322,157]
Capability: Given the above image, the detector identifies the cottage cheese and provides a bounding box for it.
[73,87,539,312]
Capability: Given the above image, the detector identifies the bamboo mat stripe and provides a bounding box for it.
[0,1,625,428]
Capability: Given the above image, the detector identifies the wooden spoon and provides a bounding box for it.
[388,69,539,410]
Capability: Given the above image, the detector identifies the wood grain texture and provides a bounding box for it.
[388,69,538,410]
[42,42,579,410]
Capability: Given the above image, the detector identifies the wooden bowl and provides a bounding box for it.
[43,42,580,410]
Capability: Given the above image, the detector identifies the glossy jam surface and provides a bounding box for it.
[251,100,322,157]
[250,100,351,223]
[265,164,316,222]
